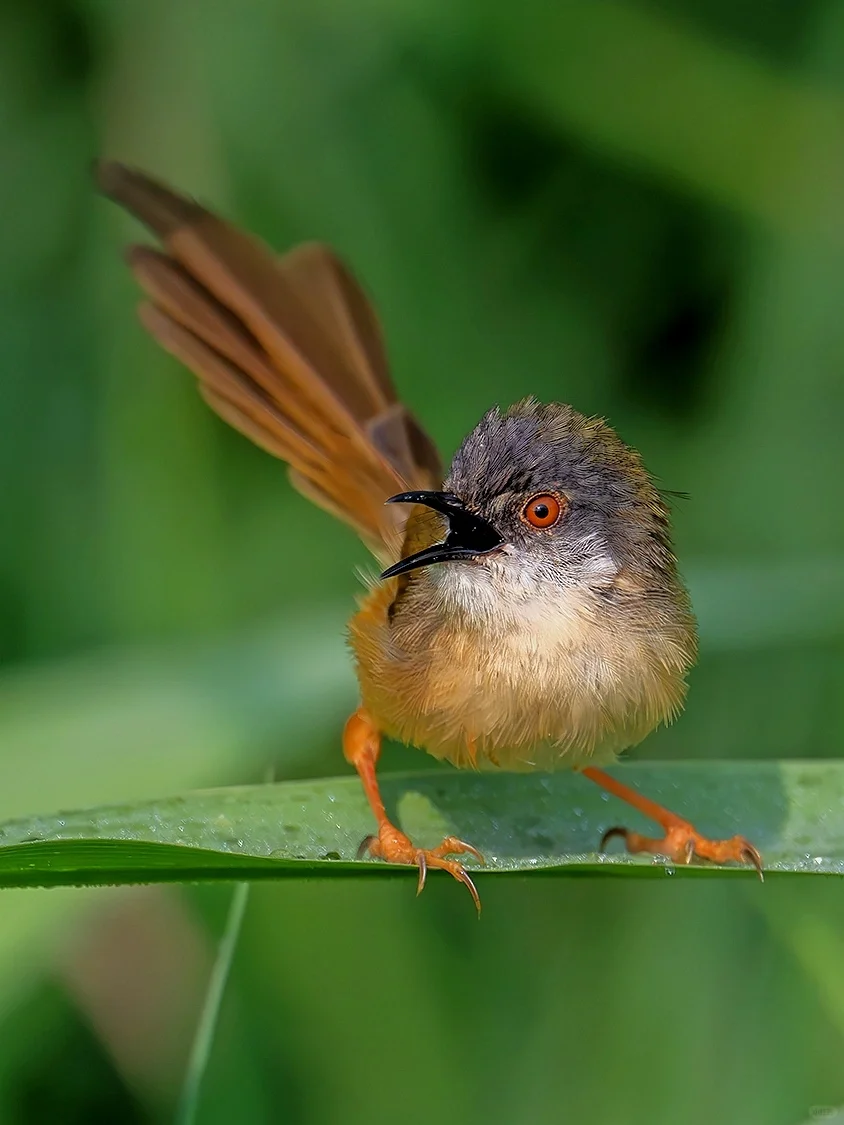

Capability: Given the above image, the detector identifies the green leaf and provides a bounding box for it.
[0,761,840,889]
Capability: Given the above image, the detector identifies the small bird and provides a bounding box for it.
[97,162,762,911]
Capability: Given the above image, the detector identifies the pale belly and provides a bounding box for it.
[349,579,688,772]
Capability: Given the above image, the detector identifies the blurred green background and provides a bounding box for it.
[1,0,844,1122]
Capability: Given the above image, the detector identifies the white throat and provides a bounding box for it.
[429,543,618,637]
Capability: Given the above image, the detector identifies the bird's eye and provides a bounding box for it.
[522,493,564,529]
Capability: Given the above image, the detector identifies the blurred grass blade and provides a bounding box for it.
[0,761,840,887]
[176,882,250,1125]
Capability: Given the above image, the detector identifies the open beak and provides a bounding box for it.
[380,491,504,580]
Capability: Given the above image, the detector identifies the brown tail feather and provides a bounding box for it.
[96,161,441,559]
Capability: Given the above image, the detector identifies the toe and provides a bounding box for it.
[358,824,484,912]
[598,822,763,876]
[431,836,486,865]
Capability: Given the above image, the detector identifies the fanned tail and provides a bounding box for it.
[96,161,441,560]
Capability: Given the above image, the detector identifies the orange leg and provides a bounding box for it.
[343,709,485,913]
[582,767,763,878]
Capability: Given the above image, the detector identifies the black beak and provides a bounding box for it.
[380,491,504,580]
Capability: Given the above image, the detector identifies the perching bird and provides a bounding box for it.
[97,162,762,911]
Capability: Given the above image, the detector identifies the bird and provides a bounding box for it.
[96,161,762,912]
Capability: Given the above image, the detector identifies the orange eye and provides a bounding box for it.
[522,493,564,529]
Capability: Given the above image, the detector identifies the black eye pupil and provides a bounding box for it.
[534,504,549,519]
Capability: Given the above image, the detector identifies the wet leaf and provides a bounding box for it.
[0,761,840,888]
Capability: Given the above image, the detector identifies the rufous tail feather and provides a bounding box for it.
[96,161,441,560]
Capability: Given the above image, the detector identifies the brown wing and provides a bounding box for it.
[95,161,442,561]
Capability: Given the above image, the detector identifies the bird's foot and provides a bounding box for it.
[357,823,485,914]
[581,767,763,879]
[601,822,763,878]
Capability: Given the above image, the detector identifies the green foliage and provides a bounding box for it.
[0,762,841,888]
[175,883,249,1125]
[2,0,844,1122]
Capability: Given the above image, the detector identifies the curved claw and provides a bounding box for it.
[740,841,765,882]
[356,834,376,860]
[599,826,627,852]
[416,851,428,896]
[456,839,486,866]
[433,836,486,866]
[455,868,481,918]
[424,854,481,917]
